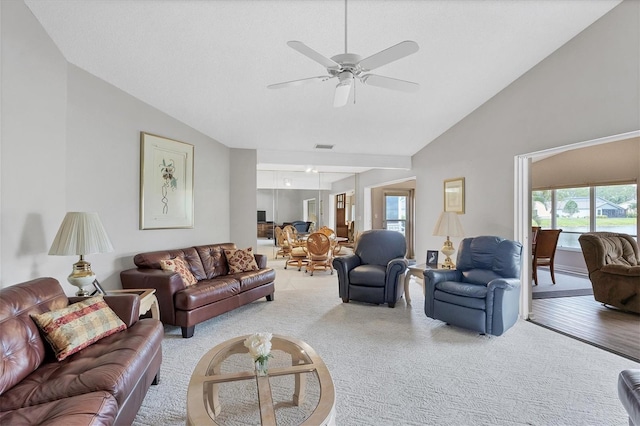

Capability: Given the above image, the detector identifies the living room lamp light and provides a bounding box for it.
[48,212,114,296]
[433,211,464,269]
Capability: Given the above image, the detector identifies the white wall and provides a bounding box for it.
[230,148,256,250]
[1,1,240,292]
[361,1,640,265]
[1,0,67,287]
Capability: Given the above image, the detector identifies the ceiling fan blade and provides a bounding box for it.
[267,76,331,89]
[287,41,341,70]
[358,40,419,72]
[333,79,353,108]
[362,74,419,93]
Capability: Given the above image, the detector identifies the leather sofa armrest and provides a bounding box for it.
[69,294,140,327]
[619,369,640,426]
[254,254,267,269]
[120,268,184,325]
[104,295,139,327]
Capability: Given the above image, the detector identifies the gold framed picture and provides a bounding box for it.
[444,177,465,214]
[140,132,194,229]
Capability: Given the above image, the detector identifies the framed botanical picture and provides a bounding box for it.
[140,132,194,229]
[444,177,465,214]
[426,250,439,268]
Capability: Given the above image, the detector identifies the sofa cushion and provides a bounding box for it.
[133,247,207,281]
[175,277,241,311]
[225,247,260,273]
[236,268,277,292]
[195,244,237,279]
[0,319,163,412]
[160,257,197,286]
[30,297,126,361]
[349,264,387,287]
[0,391,118,426]
[435,281,488,299]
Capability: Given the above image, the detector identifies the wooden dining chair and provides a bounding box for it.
[305,232,333,276]
[532,229,562,285]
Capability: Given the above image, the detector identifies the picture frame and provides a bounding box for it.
[444,177,465,214]
[426,250,439,268]
[91,279,106,296]
[140,132,194,229]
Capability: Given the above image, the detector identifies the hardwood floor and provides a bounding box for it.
[531,295,640,362]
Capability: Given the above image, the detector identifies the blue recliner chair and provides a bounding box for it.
[424,236,523,336]
[333,230,408,308]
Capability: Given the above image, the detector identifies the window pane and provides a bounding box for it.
[532,190,551,227]
[595,184,637,237]
[385,196,406,220]
[555,187,590,248]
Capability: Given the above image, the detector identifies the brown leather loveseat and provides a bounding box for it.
[120,243,276,338]
[0,277,163,425]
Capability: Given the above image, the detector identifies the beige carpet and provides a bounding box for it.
[133,250,638,425]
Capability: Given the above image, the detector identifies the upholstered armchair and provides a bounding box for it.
[332,229,407,308]
[578,232,640,314]
[424,236,523,336]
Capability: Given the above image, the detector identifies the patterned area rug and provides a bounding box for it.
[133,258,637,425]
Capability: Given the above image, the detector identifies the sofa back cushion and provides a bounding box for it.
[133,247,206,280]
[354,230,406,266]
[456,236,522,279]
[195,243,237,279]
[0,278,68,394]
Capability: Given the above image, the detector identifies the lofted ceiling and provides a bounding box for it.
[25,0,621,178]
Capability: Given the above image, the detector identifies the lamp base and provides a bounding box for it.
[440,237,456,269]
[67,257,96,296]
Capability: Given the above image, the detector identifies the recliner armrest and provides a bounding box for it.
[486,277,521,292]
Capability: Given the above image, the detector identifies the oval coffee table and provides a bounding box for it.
[187,334,335,425]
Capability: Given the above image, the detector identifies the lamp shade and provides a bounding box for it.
[49,212,114,256]
[433,211,465,237]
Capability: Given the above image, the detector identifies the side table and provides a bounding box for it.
[107,288,160,320]
[404,263,451,305]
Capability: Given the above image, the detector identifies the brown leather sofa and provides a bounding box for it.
[0,277,163,425]
[578,232,640,313]
[120,243,276,338]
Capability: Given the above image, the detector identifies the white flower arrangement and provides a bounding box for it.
[244,332,274,365]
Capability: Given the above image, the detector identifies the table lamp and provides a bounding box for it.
[433,211,464,269]
[48,212,114,296]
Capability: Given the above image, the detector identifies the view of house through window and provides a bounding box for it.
[532,183,637,249]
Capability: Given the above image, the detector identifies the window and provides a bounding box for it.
[532,183,637,249]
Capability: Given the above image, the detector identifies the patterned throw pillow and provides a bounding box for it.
[224,247,260,274]
[160,257,197,286]
[31,296,126,361]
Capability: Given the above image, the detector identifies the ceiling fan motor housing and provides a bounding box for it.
[329,53,363,77]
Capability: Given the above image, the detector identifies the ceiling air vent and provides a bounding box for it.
[315,144,334,150]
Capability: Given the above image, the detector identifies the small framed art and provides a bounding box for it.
[444,177,465,214]
[426,250,439,268]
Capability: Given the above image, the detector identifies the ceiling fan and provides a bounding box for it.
[267,1,419,107]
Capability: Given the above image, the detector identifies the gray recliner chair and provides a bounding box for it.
[332,230,408,308]
[424,235,523,336]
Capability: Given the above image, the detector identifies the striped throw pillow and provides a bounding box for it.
[31,296,126,361]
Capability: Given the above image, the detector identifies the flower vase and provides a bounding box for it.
[255,359,268,376]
